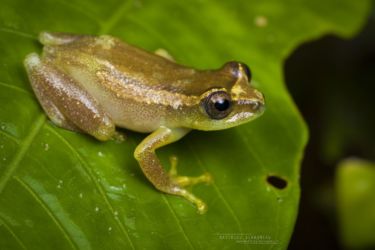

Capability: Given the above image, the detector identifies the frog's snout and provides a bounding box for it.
[252,90,265,114]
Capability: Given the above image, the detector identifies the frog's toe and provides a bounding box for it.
[39,31,81,45]
[112,131,126,142]
[171,186,208,214]
[171,172,213,187]
[168,155,213,187]
[154,48,175,62]
[24,53,42,70]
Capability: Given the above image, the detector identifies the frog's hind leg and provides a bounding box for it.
[24,53,116,141]
[39,31,83,46]
[134,127,212,214]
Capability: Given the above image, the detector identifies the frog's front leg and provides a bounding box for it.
[24,53,117,141]
[39,31,83,46]
[134,127,211,214]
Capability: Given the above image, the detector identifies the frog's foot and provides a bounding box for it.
[168,155,212,187]
[167,155,212,214]
[112,131,126,142]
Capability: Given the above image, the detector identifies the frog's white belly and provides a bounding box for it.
[102,97,165,133]
[70,69,165,133]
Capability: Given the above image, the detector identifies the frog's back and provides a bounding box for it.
[43,34,196,92]
[41,33,234,96]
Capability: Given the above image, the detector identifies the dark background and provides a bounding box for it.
[286,4,375,250]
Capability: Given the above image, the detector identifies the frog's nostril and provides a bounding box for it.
[251,101,265,113]
[251,102,259,110]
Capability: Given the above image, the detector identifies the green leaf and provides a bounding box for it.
[336,159,375,249]
[0,0,370,249]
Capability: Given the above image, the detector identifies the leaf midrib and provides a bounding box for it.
[0,114,45,193]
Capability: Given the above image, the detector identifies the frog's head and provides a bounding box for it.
[192,61,265,131]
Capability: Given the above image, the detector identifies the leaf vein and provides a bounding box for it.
[99,0,133,34]
[54,0,101,24]
[0,114,45,193]
[13,176,78,250]
[235,129,282,243]
[0,81,31,96]
[47,127,136,250]
[0,216,27,250]
[161,195,195,249]
[188,142,243,232]
[0,130,19,144]
[0,27,36,39]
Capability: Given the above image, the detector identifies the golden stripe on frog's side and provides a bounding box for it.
[96,69,200,109]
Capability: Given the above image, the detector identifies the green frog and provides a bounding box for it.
[24,32,265,214]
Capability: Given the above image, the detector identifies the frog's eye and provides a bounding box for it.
[203,91,232,119]
[239,63,252,81]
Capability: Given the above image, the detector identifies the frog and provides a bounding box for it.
[24,32,265,214]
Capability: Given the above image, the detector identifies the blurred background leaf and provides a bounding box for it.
[336,159,375,249]
[0,0,371,249]
[286,4,375,249]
